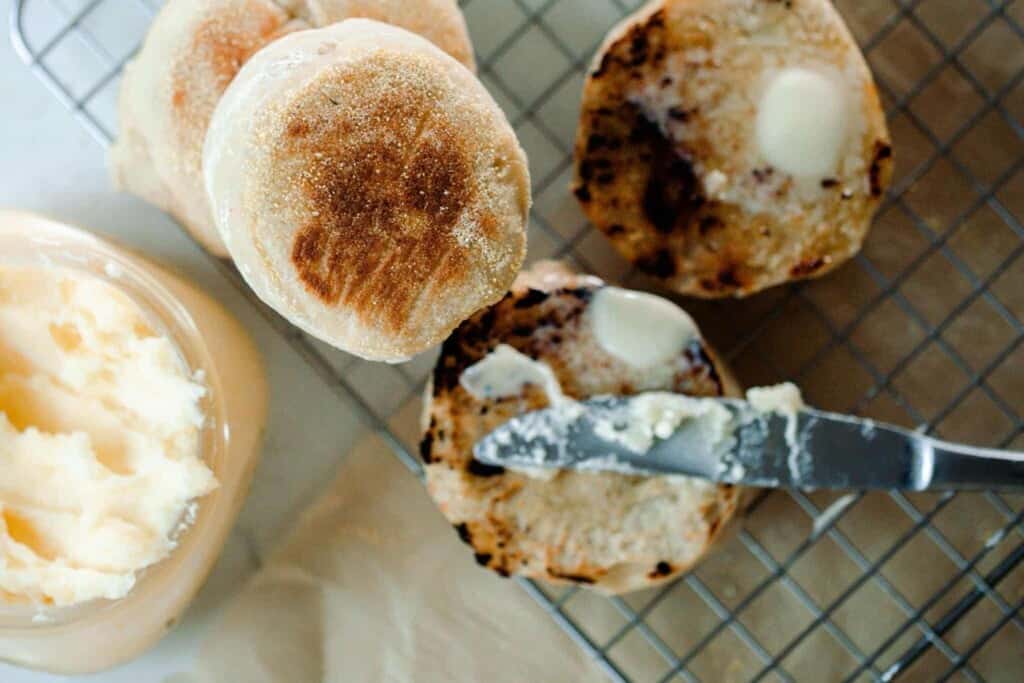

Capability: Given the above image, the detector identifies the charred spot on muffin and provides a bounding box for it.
[790,255,829,278]
[648,561,673,578]
[869,141,893,197]
[636,249,678,278]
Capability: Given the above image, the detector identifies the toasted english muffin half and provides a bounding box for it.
[111,0,475,257]
[573,0,892,297]
[204,20,529,361]
[421,261,741,594]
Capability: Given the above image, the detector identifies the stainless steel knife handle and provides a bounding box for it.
[793,409,1024,491]
[921,438,1024,490]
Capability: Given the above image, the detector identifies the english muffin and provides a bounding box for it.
[111,0,475,257]
[573,0,892,297]
[204,20,529,362]
[421,261,741,594]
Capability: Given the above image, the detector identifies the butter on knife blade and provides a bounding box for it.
[473,390,1024,491]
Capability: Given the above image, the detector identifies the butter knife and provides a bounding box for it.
[472,395,1024,490]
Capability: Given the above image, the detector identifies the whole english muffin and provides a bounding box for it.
[110,0,475,257]
[573,0,892,298]
[204,20,530,362]
[421,261,741,594]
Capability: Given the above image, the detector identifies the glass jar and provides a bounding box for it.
[0,210,268,674]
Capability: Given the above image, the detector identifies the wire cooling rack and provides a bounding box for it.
[10,0,1024,680]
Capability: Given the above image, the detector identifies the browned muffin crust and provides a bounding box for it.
[422,266,740,593]
[111,0,476,257]
[573,0,893,298]
[276,75,484,334]
[204,21,529,361]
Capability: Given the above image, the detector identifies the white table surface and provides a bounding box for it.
[0,1,378,679]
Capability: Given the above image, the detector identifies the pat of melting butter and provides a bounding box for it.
[458,344,565,403]
[590,287,699,369]
[0,266,216,607]
[756,67,849,179]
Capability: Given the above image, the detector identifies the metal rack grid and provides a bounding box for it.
[9,0,1024,680]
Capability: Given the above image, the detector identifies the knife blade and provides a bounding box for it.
[472,394,1024,490]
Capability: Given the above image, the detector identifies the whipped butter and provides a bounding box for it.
[0,266,215,607]
[588,383,805,477]
[592,392,734,456]
[0,211,268,675]
[747,382,805,416]
[747,382,807,482]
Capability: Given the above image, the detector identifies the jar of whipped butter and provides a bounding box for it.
[0,211,268,674]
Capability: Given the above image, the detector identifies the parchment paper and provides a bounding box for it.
[189,431,599,682]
